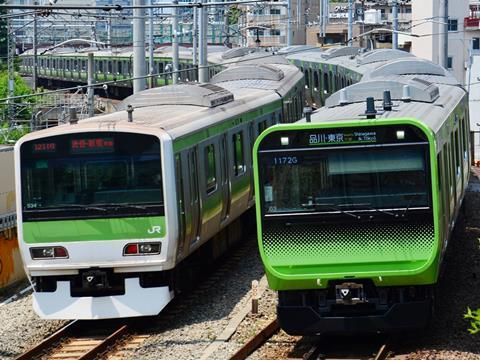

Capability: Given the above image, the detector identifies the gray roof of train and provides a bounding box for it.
[210,64,303,96]
[302,82,466,134]
[80,84,281,141]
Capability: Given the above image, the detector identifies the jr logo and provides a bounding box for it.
[147,226,162,234]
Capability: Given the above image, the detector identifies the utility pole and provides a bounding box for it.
[287,0,292,45]
[323,0,328,42]
[199,1,208,83]
[172,0,179,85]
[296,0,301,44]
[440,0,449,69]
[32,1,38,91]
[149,0,155,88]
[87,53,95,118]
[7,11,15,124]
[347,0,353,46]
[107,13,112,49]
[133,0,147,93]
[193,5,198,69]
[392,0,398,50]
[319,0,324,39]
[224,5,230,47]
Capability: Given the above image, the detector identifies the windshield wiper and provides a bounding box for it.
[338,203,397,218]
[301,202,360,219]
[30,204,108,212]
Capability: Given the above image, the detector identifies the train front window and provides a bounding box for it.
[21,132,163,220]
[261,146,430,215]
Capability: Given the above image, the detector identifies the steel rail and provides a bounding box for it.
[229,318,279,360]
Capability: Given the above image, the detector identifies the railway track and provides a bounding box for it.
[229,317,396,360]
[15,320,136,360]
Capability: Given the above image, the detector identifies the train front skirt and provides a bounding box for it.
[32,278,173,319]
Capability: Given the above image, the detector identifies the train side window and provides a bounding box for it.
[258,121,267,135]
[99,61,103,72]
[304,69,310,88]
[454,129,461,176]
[205,144,217,194]
[323,72,329,93]
[175,154,186,246]
[118,61,123,74]
[313,71,319,90]
[233,132,245,176]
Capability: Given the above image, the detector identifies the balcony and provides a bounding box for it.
[465,17,480,30]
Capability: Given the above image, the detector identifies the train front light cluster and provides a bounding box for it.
[123,243,161,256]
[30,246,69,260]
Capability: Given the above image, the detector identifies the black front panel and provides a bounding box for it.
[21,132,164,221]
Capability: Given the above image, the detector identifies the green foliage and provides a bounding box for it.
[228,6,242,25]
[0,121,29,144]
[0,71,35,121]
[464,307,480,334]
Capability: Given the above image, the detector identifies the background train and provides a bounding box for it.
[15,58,304,319]
[253,51,469,334]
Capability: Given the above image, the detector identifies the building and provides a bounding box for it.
[411,0,469,83]
[242,0,319,48]
[306,1,412,49]
[463,1,480,132]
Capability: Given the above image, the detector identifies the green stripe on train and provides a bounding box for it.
[22,216,166,243]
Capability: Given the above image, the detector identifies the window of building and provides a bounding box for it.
[270,8,281,15]
[473,38,480,50]
[205,144,217,193]
[270,28,281,36]
[233,132,245,176]
[447,56,453,69]
[448,19,458,31]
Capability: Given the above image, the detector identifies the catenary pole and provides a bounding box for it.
[347,0,353,46]
[87,53,95,118]
[199,0,208,82]
[392,0,398,49]
[149,0,155,88]
[133,0,147,93]
[172,0,179,84]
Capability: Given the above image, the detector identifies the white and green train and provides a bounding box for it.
[15,61,304,319]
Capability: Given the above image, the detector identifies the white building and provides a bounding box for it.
[411,0,469,83]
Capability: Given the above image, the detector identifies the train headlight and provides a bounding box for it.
[30,246,69,260]
[396,130,405,140]
[123,242,161,256]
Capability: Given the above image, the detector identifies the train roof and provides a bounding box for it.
[303,80,466,134]
[210,63,303,97]
[70,85,280,141]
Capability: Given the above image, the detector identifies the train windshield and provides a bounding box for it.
[260,145,430,215]
[20,132,163,221]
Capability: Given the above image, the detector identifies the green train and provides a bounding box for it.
[253,53,470,333]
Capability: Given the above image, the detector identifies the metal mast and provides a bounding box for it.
[133,0,147,93]
[198,1,208,83]
[392,0,398,50]
[149,0,155,88]
[347,0,353,46]
[193,5,198,69]
[440,0,449,68]
[7,10,15,123]
[172,0,179,85]
[287,0,292,45]
[33,1,38,91]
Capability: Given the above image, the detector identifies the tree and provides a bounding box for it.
[0,72,35,121]
[0,0,7,72]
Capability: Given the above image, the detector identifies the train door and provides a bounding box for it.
[188,148,201,244]
[220,135,231,222]
[175,154,187,260]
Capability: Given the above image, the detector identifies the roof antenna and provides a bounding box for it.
[365,97,377,119]
[383,90,393,111]
[402,85,412,102]
[339,89,349,106]
[303,106,313,123]
[127,104,134,122]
